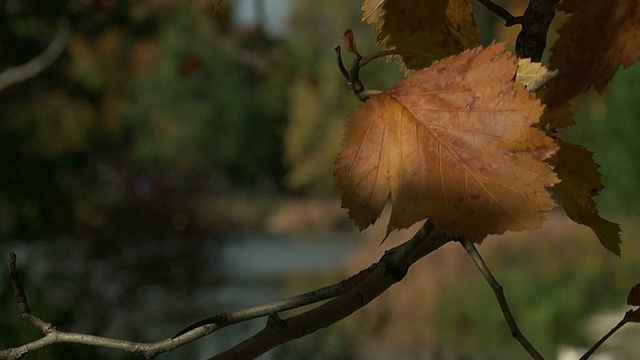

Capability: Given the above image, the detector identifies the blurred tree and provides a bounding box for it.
[0,0,289,242]
[567,63,640,215]
[282,1,402,195]
[568,64,640,215]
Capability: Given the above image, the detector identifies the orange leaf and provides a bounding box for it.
[362,0,480,72]
[546,0,640,107]
[551,140,621,255]
[335,43,558,241]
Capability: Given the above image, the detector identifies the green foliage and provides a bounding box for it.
[282,1,403,195]
[433,230,640,358]
[0,1,289,240]
[568,62,640,215]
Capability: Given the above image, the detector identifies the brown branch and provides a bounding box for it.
[8,252,30,315]
[460,238,544,360]
[515,0,559,61]
[209,221,451,359]
[172,274,351,338]
[477,0,559,61]
[0,21,71,92]
[1,223,451,359]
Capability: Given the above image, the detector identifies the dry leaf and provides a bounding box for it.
[362,0,479,72]
[536,96,575,131]
[342,29,361,57]
[516,58,549,90]
[335,43,558,241]
[546,0,640,107]
[551,140,621,255]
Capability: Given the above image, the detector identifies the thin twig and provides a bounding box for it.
[459,238,544,360]
[358,49,437,68]
[173,276,350,338]
[334,46,350,80]
[528,69,558,92]
[580,317,628,360]
[8,252,30,315]
[0,20,71,92]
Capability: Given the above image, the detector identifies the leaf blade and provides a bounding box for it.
[551,140,622,255]
[336,43,558,241]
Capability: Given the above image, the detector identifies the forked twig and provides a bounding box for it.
[459,238,544,360]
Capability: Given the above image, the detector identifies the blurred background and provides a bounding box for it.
[0,0,639,359]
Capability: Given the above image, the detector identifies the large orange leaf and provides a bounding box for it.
[551,140,622,255]
[335,43,559,242]
[362,0,479,72]
[546,0,640,107]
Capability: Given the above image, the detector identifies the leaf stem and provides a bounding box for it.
[459,238,544,360]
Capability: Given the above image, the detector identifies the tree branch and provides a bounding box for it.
[172,275,351,338]
[460,238,544,360]
[1,222,452,359]
[209,221,451,359]
[0,21,71,92]
[8,252,30,315]
[477,0,559,61]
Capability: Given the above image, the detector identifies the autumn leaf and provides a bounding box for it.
[335,43,558,241]
[516,59,550,90]
[535,97,575,131]
[546,0,640,107]
[362,0,479,72]
[342,29,361,57]
[551,140,621,255]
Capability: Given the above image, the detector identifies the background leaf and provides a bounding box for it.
[362,0,479,72]
[550,140,622,255]
[546,0,640,107]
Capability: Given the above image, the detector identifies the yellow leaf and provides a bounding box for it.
[362,0,480,72]
[551,140,622,255]
[335,43,558,241]
[516,58,549,90]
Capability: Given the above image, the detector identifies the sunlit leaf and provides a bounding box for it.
[335,43,558,241]
[516,58,549,90]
